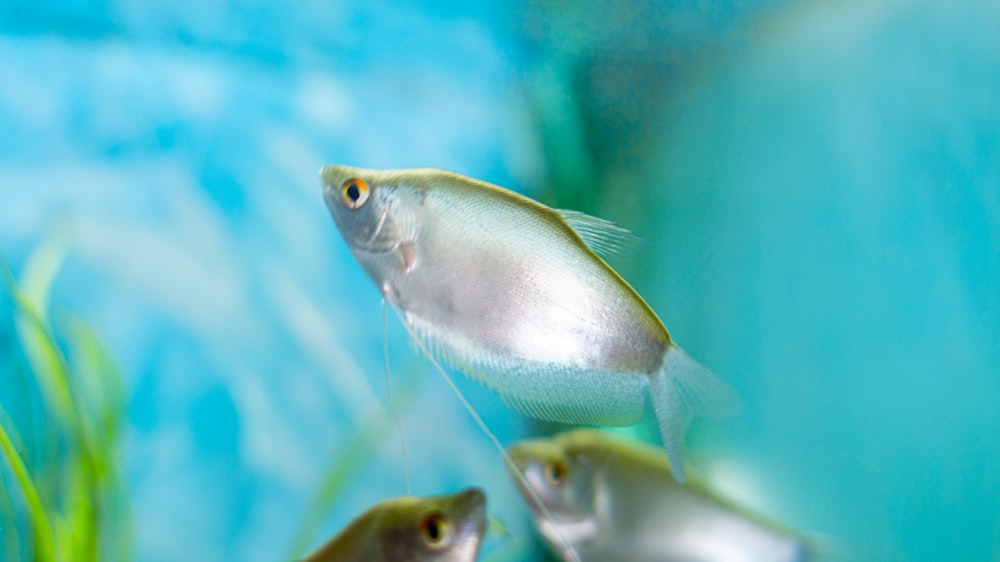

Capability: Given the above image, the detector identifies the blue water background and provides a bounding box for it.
[1,0,998,560]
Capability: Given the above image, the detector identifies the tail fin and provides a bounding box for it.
[648,345,741,483]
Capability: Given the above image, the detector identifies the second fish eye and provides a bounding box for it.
[419,512,449,547]
[544,459,568,486]
[341,178,370,209]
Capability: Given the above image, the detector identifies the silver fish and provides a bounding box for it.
[320,165,739,481]
[301,488,487,562]
[508,429,808,562]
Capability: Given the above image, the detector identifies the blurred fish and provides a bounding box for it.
[320,165,739,482]
[508,429,807,562]
[301,488,487,562]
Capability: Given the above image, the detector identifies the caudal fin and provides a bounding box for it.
[648,345,740,483]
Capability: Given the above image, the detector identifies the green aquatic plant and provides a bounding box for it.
[0,239,130,562]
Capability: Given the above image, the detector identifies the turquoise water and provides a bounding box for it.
[1,1,998,561]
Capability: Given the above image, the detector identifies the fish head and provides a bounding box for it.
[320,164,424,265]
[507,436,599,529]
[375,488,488,562]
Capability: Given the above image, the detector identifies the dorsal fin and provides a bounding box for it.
[556,209,642,258]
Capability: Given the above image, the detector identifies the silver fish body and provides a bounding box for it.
[321,165,738,481]
[301,488,487,562]
[508,430,808,562]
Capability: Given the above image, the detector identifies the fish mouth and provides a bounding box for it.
[505,448,550,517]
[456,488,487,526]
[453,488,487,558]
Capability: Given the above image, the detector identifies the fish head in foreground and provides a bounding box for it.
[507,432,604,544]
[302,488,487,562]
[320,164,430,293]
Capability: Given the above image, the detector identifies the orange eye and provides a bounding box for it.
[544,459,569,487]
[418,512,449,548]
[341,178,370,209]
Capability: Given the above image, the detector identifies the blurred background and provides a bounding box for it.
[1,0,998,561]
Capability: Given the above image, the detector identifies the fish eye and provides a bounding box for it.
[544,459,569,487]
[418,512,449,548]
[341,178,370,209]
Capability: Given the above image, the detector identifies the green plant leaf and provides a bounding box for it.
[1,249,78,429]
[1,241,131,562]
[0,406,55,562]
